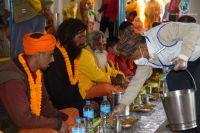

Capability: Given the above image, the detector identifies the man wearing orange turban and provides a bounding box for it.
[23,32,56,55]
[0,32,76,133]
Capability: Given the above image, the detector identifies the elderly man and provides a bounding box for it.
[44,19,86,122]
[0,32,69,133]
[78,30,125,99]
[111,22,200,132]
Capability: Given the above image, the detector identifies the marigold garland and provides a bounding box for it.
[18,53,42,116]
[56,43,78,85]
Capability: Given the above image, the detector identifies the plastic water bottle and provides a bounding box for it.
[83,100,94,133]
[100,96,111,117]
[72,117,86,133]
[100,96,111,132]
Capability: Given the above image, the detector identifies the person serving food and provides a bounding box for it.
[111,22,200,131]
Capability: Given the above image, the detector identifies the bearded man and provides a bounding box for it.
[78,31,126,99]
[0,32,69,133]
[44,19,86,127]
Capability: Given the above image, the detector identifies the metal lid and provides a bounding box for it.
[112,92,117,94]
[117,92,124,94]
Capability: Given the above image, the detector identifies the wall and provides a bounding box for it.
[5,0,9,10]
[189,0,200,23]
[5,0,200,24]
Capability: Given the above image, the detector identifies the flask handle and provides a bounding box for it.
[162,68,197,94]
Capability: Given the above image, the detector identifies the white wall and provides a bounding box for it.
[52,0,63,28]
[5,0,9,10]
[189,0,200,24]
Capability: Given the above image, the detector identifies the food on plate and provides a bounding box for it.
[130,104,154,111]
[122,118,138,125]
[152,87,160,93]
[151,93,160,100]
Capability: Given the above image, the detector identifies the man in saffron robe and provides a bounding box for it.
[144,0,162,30]
[0,32,71,133]
[78,31,125,99]
[80,0,97,33]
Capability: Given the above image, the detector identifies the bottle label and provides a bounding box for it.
[83,110,94,119]
[72,128,86,133]
[100,105,111,114]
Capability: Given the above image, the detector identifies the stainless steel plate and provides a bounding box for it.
[121,118,139,128]
[130,104,155,112]
[132,108,152,112]
[122,124,132,128]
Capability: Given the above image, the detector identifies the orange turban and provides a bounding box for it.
[23,32,56,55]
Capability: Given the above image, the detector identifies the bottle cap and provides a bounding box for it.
[76,117,81,123]
[103,96,107,100]
[86,100,91,105]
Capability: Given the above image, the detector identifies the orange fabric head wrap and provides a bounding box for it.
[23,32,56,55]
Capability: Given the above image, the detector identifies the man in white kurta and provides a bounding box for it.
[112,22,200,130]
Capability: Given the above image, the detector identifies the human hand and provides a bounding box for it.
[171,57,188,71]
[59,121,68,133]
[111,103,126,118]
[122,77,130,88]
[91,101,99,110]
[111,74,125,85]
[60,112,68,121]
[113,45,120,56]
[124,77,130,84]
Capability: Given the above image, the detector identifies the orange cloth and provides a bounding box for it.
[23,32,56,55]
[19,107,79,133]
[126,0,140,17]
[144,0,162,30]
[60,108,79,132]
[86,83,124,99]
[19,128,58,133]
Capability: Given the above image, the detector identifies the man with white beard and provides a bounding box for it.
[78,31,126,99]
[94,42,108,71]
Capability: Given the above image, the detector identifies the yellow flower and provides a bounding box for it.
[18,54,42,116]
[56,43,79,85]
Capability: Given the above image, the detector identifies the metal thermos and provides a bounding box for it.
[161,70,197,130]
[141,93,149,104]
[111,92,123,109]
[111,92,116,110]
[111,92,130,116]
[134,94,143,105]
[116,117,122,132]
[146,86,152,95]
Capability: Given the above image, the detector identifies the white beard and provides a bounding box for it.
[94,50,108,70]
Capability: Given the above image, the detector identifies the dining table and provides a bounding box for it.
[110,99,176,133]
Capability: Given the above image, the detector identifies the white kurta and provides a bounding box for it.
[120,22,200,105]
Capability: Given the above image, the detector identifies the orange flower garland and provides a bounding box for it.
[18,53,42,116]
[56,43,78,85]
